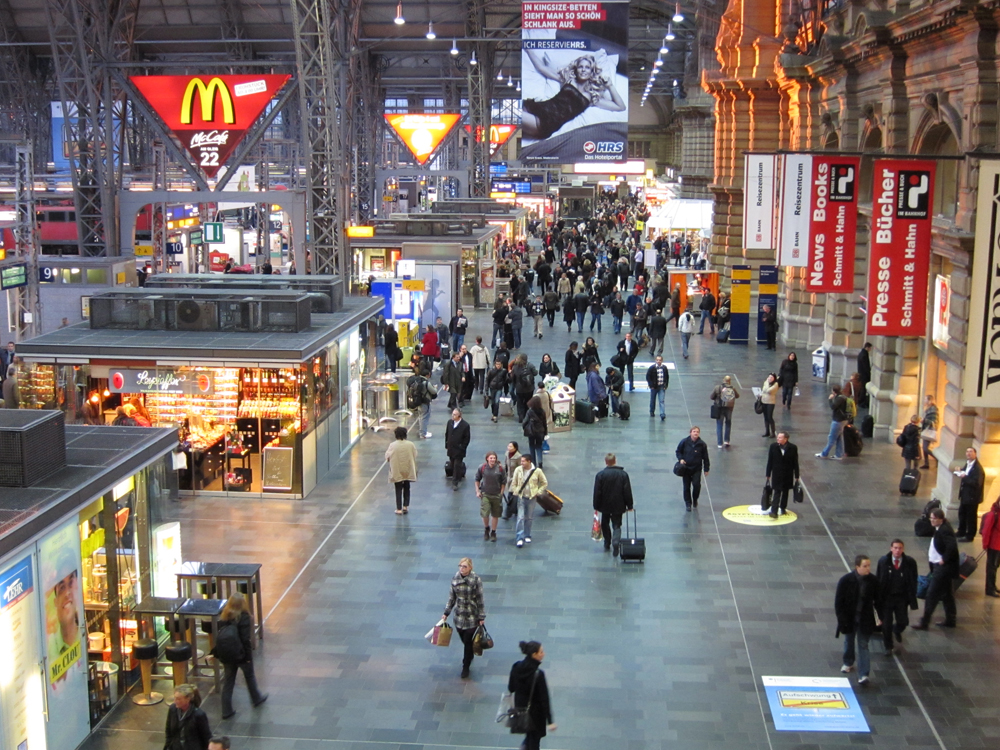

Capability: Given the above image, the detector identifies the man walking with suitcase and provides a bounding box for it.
[875,540,919,654]
[592,453,634,558]
[913,508,960,630]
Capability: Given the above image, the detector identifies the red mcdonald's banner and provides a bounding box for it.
[866,159,936,336]
[805,156,859,293]
[464,124,518,156]
[130,74,291,177]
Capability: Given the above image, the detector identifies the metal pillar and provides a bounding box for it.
[351,52,384,223]
[152,142,167,273]
[466,0,493,198]
[11,142,42,339]
[0,1,48,168]
[217,0,255,65]
[290,0,351,276]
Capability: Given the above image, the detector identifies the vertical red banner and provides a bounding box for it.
[805,156,860,293]
[866,159,936,336]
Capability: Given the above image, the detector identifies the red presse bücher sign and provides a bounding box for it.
[805,156,860,293]
[866,159,936,336]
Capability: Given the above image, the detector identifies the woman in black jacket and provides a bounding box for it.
[778,352,798,409]
[384,323,399,373]
[562,294,575,332]
[218,592,267,720]
[899,415,922,471]
[164,684,212,750]
[485,360,509,423]
[508,640,555,750]
[582,337,601,369]
[564,342,582,391]
[538,353,560,380]
[522,396,548,469]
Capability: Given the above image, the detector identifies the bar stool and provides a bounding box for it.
[165,642,192,687]
[131,639,163,705]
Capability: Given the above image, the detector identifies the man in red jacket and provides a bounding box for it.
[981,499,1000,598]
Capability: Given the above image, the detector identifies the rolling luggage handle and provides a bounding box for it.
[621,510,645,563]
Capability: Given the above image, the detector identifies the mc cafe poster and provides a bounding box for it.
[520,1,629,164]
[865,159,936,337]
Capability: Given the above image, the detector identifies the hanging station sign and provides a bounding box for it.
[464,124,518,156]
[804,156,860,293]
[964,160,1000,405]
[130,74,291,177]
[742,153,777,250]
[384,113,462,165]
[777,153,812,267]
[865,159,935,337]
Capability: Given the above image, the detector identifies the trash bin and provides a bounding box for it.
[811,348,829,382]
[94,661,119,704]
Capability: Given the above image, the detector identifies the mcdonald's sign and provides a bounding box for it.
[130,74,290,177]
[464,124,518,156]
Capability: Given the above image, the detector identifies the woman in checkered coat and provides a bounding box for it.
[442,557,486,679]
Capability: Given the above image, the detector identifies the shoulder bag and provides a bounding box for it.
[753,396,764,415]
[792,481,804,504]
[710,398,721,421]
[506,670,540,734]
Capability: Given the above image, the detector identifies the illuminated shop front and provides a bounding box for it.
[16,293,383,498]
[0,415,176,749]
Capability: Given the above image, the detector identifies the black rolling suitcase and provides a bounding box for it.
[861,414,875,438]
[575,399,595,424]
[842,424,863,456]
[956,551,986,590]
[899,468,920,495]
[716,324,730,343]
[619,511,645,563]
[618,400,631,420]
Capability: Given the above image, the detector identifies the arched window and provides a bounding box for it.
[858,127,882,204]
[918,123,959,219]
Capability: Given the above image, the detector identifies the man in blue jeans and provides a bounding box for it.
[646,355,669,420]
[816,384,850,459]
[834,554,880,685]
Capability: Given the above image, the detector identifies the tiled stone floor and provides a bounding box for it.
[80,307,1000,750]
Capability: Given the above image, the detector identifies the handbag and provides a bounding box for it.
[472,623,494,656]
[896,433,906,447]
[592,511,604,541]
[673,461,687,477]
[710,402,721,420]
[761,483,772,511]
[922,429,937,442]
[430,622,452,647]
[792,481,804,504]
[753,397,764,415]
[506,671,539,734]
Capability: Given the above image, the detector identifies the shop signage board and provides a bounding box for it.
[804,156,860,293]
[0,555,45,750]
[933,274,951,352]
[0,262,28,289]
[464,124,518,156]
[129,74,291,177]
[384,113,462,165]
[777,154,811,267]
[742,153,777,250]
[865,159,935,337]
[262,445,294,491]
[964,159,1000,405]
[762,676,869,732]
[109,368,215,395]
[520,0,629,165]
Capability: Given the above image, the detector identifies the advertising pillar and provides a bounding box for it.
[757,265,778,344]
[729,265,752,344]
[865,159,936,337]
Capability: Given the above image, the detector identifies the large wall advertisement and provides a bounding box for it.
[804,156,860,293]
[964,160,1000,406]
[520,1,629,164]
[865,159,935,337]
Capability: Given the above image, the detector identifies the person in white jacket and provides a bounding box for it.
[678,304,696,359]
[469,336,490,394]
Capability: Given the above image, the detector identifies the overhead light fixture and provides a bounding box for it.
[672,79,678,86]
[659,43,669,54]
[451,39,459,55]
[654,58,663,67]
[426,21,436,40]
[516,81,521,92]
[470,50,477,65]
[497,69,504,81]
[673,3,684,23]
[507,75,514,86]
[394,1,405,24]
[666,23,675,41]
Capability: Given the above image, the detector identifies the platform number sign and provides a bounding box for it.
[203,222,224,243]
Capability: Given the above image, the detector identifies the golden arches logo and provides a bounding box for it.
[180,78,235,125]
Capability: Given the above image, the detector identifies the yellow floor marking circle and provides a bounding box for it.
[722,504,798,526]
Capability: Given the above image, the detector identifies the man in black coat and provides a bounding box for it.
[439,351,465,409]
[857,342,872,408]
[875,540,919,654]
[761,305,778,350]
[647,309,668,357]
[698,290,716,335]
[573,291,590,333]
[913,508,960,629]
[457,345,475,404]
[615,333,640,391]
[764,431,800,518]
[646,355,669,420]
[834,554,880,685]
[592,453,635,558]
[955,446,985,541]
[675,426,710,512]
[444,408,471,491]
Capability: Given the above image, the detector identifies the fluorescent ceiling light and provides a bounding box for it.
[451,39,459,55]
[673,4,684,23]
[426,22,435,40]
[394,1,405,24]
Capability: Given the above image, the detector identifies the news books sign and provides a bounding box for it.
[130,75,291,177]
[805,156,860,293]
[963,160,1000,406]
[743,154,776,250]
[777,154,811,267]
[865,159,935,337]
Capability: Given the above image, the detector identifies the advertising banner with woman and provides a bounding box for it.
[521,1,629,164]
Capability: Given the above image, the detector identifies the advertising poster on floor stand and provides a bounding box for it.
[804,156,860,293]
[963,159,1000,406]
[756,265,778,344]
[743,153,777,250]
[729,265,752,344]
[520,1,629,164]
[777,154,812,267]
[865,159,936,337]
